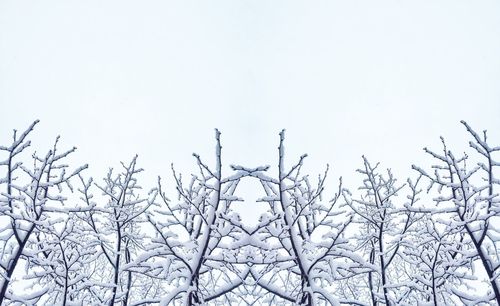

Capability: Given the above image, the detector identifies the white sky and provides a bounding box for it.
[1,0,500,223]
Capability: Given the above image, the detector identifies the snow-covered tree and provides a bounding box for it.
[401,214,473,305]
[248,130,353,305]
[342,157,422,305]
[77,156,157,305]
[25,214,98,305]
[0,121,87,304]
[412,121,500,304]
[142,129,249,305]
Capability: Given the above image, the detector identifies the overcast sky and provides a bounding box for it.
[1,0,500,222]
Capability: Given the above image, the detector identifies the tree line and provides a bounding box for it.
[0,121,498,305]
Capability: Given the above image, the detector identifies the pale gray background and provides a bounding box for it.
[1,0,499,223]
